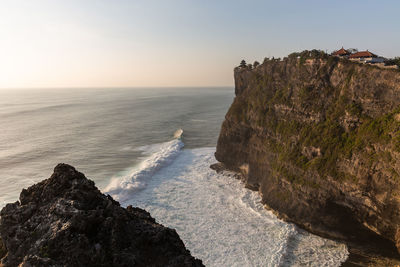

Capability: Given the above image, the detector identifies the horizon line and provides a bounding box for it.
[0,85,234,90]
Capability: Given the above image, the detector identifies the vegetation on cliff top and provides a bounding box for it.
[231,50,400,183]
[238,49,400,72]
[219,50,400,266]
[386,57,400,68]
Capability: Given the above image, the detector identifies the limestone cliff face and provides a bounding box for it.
[215,52,400,257]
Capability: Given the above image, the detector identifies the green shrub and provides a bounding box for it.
[347,101,363,116]
[236,51,400,183]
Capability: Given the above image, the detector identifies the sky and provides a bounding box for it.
[0,0,399,88]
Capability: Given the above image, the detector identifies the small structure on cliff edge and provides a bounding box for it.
[217,53,400,265]
[331,47,393,68]
[331,47,351,57]
[349,50,384,63]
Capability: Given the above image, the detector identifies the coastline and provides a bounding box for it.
[210,162,400,266]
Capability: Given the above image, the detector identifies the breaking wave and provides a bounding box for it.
[104,129,348,266]
[104,129,184,202]
[121,147,349,266]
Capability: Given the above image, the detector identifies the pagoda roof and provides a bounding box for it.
[332,47,350,56]
[349,50,378,58]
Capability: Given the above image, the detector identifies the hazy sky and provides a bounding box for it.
[1,0,399,88]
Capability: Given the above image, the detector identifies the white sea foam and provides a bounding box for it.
[117,147,348,267]
[173,128,184,139]
[104,130,184,202]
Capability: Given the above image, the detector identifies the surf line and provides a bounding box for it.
[104,129,185,202]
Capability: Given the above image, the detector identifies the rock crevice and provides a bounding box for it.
[0,163,203,267]
[215,52,400,265]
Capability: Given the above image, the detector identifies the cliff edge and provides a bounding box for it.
[0,164,203,267]
[214,51,400,265]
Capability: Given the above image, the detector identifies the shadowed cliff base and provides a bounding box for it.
[0,163,203,267]
[211,162,400,266]
[214,50,400,266]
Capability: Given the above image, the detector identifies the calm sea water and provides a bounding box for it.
[0,87,348,266]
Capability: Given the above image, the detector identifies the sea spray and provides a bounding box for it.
[104,130,184,201]
[122,147,349,267]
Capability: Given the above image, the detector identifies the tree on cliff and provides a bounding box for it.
[253,61,260,68]
[348,48,359,54]
[240,60,247,68]
[386,57,400,68]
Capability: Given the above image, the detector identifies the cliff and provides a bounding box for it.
[0,164,203,267]
[214,51,400,265]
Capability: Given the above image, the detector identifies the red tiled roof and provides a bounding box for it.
[332,48,350,56]
[349,50,377,58]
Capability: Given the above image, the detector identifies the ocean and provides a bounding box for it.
[0,87,348,266]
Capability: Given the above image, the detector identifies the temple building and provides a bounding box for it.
[332,48,386,65]
[331,47,351,57]
[349,50,385,63]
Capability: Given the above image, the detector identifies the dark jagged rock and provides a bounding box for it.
[0,163,203,267]
[214,51,400,265]
[0,237,5,260]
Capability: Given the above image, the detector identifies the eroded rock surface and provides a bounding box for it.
[0,163,203,267]
[215,51,400,265]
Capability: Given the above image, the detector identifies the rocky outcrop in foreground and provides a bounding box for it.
[0,164,203,267]
[214,51,400,265]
